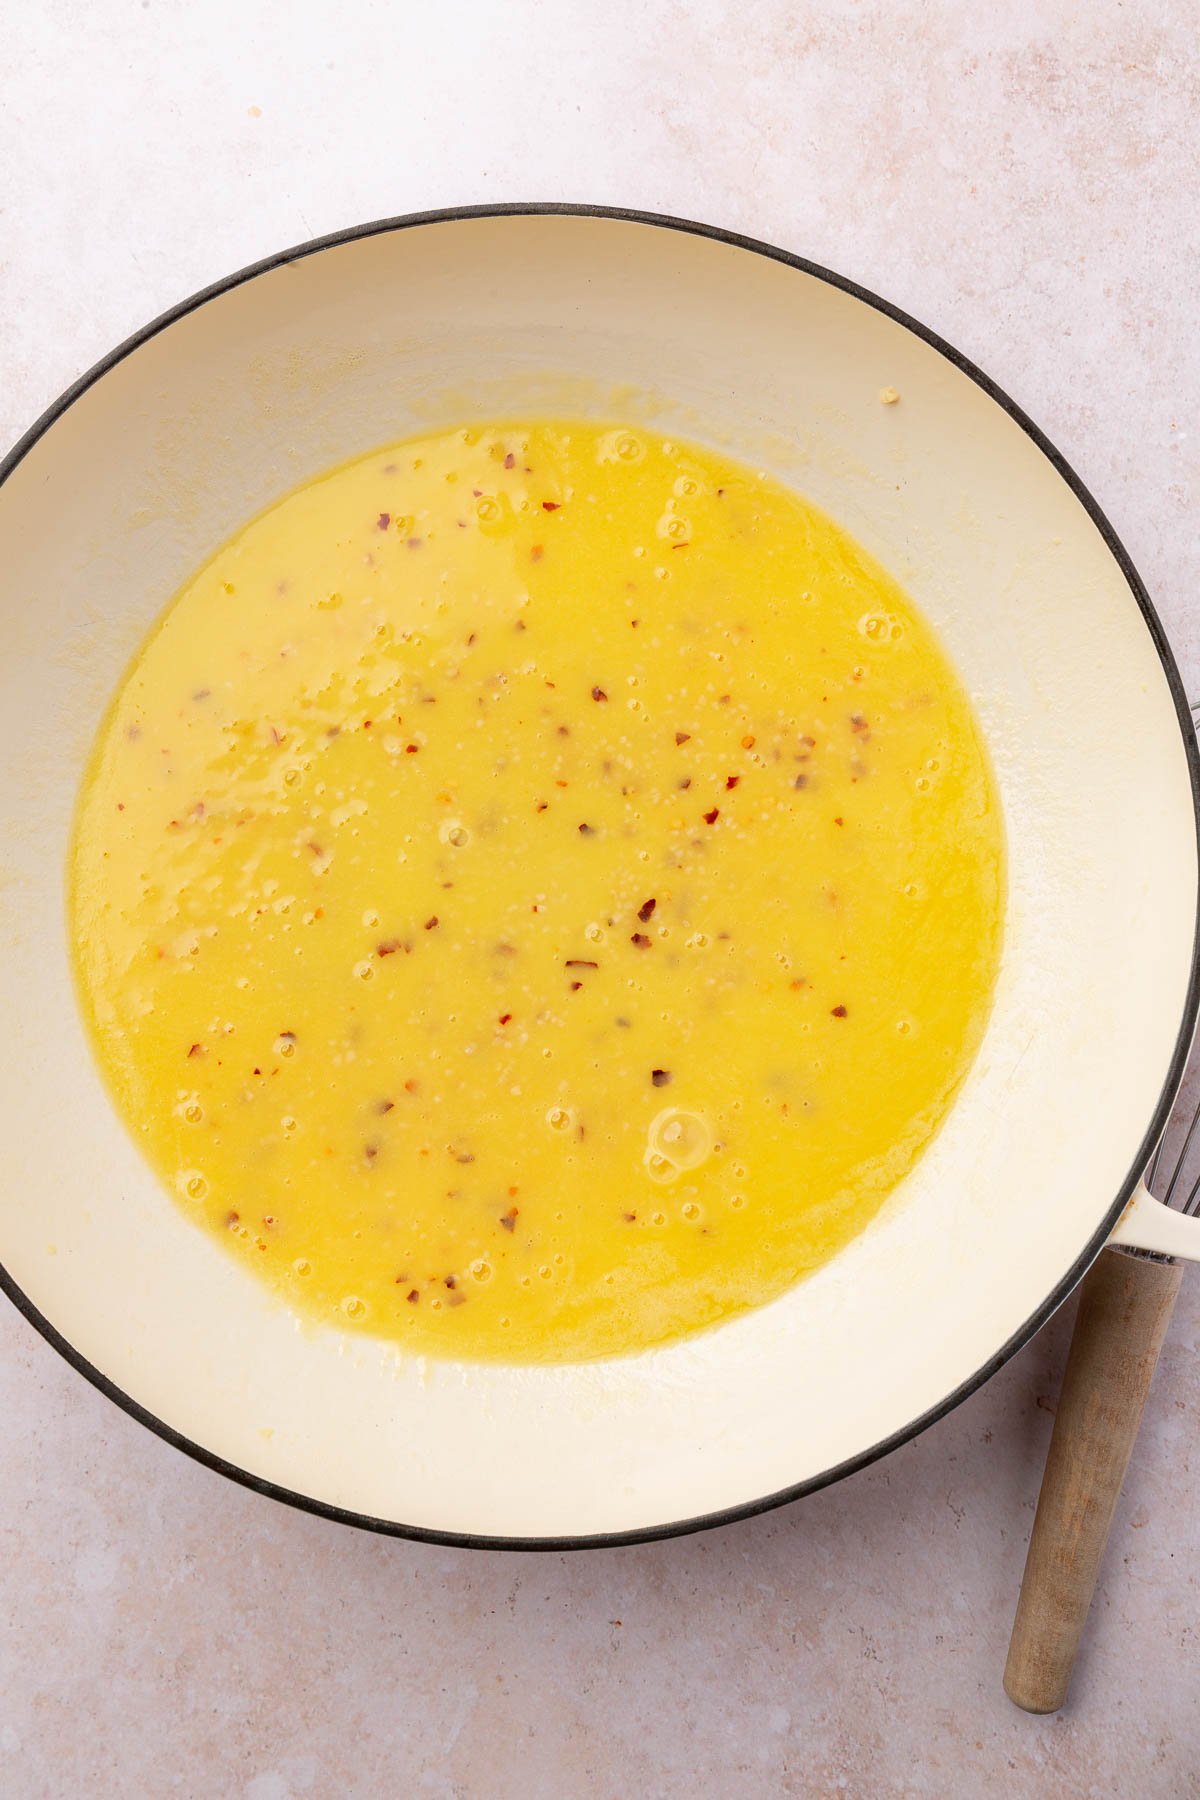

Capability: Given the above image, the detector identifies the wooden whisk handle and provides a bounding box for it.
[1003,1246,1184,1713]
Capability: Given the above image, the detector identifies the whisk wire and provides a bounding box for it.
[1147,697,1200,1216]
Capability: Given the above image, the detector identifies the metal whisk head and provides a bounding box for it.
[1144,696,1200,1214]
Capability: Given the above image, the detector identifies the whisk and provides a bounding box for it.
[1003,697,1200,1713]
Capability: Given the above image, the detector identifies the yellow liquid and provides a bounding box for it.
[70,422,1004,1362]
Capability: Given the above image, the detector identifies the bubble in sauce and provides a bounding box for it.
[440,821,470,848]
[546,1105,575,1134]
[181,1171,208,1202]
[647,1107,712,1174]
[858,612,903,643]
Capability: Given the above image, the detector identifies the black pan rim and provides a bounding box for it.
[3,201,1198,1553]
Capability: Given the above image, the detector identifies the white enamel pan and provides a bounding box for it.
[2,207,1198,1547]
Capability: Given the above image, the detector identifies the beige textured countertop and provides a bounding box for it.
[3,5,1198,1794]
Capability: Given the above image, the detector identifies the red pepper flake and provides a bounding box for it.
[117,802,125,811]
[407,1288,420,1303]
[452,1149,475,1165]
[535,800,549,813]
[187,1042,204,1058]
[834,816,844,827]
[514,618,527,633]
[270,726,284,745]
[591,686,608,702]
[365,1143,379,1162]
[794,774,808,790]
[377,939,402,957]
[725,775,740,790]
[377,512,390,530]
[504,452,516,469]
[578,822,596,836]
[308,840,324,857]
[800,735,816,749]
[404,1078,420,1094]
[850,714,869,734]
[225,1211,240,1229]
[570,980,583,991]
[565,959,599,970]
[444,1275,457,1289]
[622,1211,637,1223]
[499,1207,519,1231]
[376,1099,395,1114]
[631,932,652,949]
[405,743,420,754]
[651,1069,671,1087]
[637,898,657,922]
[703,807,720,825]
[495,942,517,956]
[278,1030,297,1047]
[530,545,544,562]
[831,1004,848,1018]
[675,731,691,746]
[789,978,807,991]
[498,1012,512,1025]
[671,541,690,550]
[424,915,439,931]
[406,537,423,550]
[542,500,560,512]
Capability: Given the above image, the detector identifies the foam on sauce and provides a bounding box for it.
[70,422,1004,1361]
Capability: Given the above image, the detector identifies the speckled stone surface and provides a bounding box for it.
[3,5,1199,1795]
